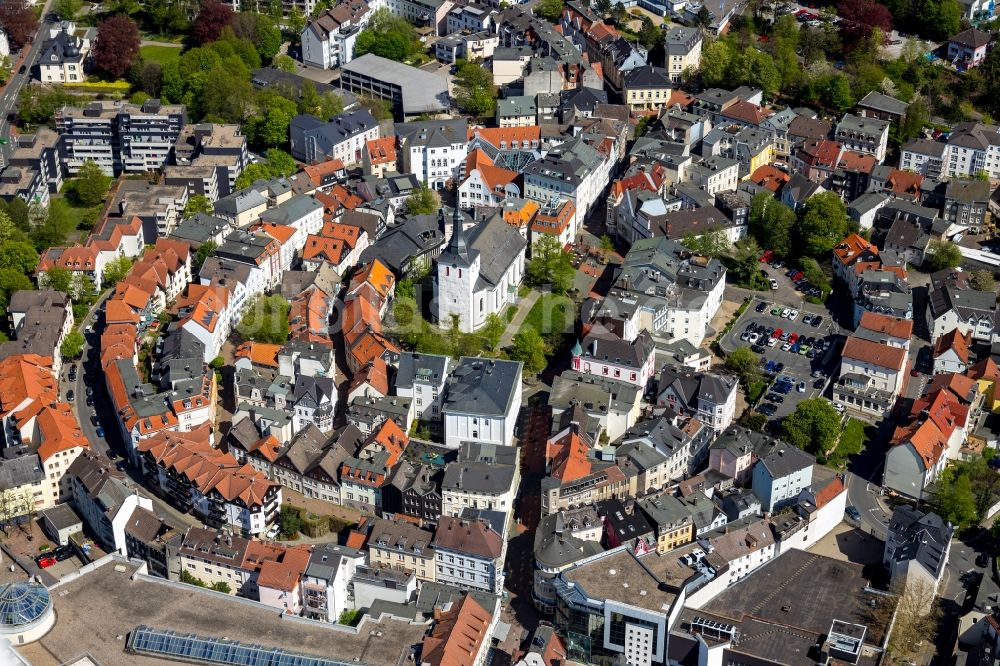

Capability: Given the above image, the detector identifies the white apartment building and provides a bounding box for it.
[432,516,506,594]
[901,123,1000,180]
[441,357,522,450]
[397,119,468,190]
[394,352,450,420]
[302,543,366,622]
[523,137,611,239]
[663,26,703,84]
[301,0,371,70]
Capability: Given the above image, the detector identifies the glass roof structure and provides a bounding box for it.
[0,583,51,629]
[127,626,368,666]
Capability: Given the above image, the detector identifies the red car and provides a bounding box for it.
[772,328,783,338]
[791,271,804,281]
[910,368,921,377]
[788,333,799,343]
[759,250,774,263]
[35,555,56,569]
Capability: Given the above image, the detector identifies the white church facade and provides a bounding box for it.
[434,205,527,333]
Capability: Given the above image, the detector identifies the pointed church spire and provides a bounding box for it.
[444,205,472,266]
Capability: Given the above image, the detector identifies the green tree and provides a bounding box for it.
[210,581,232,593]
[481,313,505,352]
[925,240,963,270]
[970,269,995,291]
[596,0,611,13]
[52,0,81,19]
[273,54,296,72]
[278,505,304,538]
[73,160,112,207]
[822,73,854,112]
[725,346,760,388]
[781,398,842,456]
[526,235,575,294]
[728,237,767,289]
[0,209,19,243]
[237,294,290,343]
[60,329,85,359]
[0,241,38,274]
[183,195,214,220]
[741,412,768,432]
[300,80,344,119]
[682,228,729,258]
[638,17,660,50]
[245,92,298,147]
[534,0,564,21]
[510,327,547,374]
[933,467,978,526]
[180,570,207,587]
[700,39,732,88]
[102,256,133,288]
[405,183,440,215]
[454,60,497,118]
[0,267,32,316]
[42,266,74,295]
[796,192,854,258]
[192,241,217,273]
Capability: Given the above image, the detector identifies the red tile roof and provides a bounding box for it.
[857,311,913,339]
[842,336,906,371]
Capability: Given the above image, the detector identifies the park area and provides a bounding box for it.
[139,44,182,65]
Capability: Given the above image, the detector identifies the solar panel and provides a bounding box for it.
[127,626,365,666]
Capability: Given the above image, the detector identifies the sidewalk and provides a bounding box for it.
[499,290,540,348]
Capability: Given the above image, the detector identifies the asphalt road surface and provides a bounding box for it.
[0,1,56,154]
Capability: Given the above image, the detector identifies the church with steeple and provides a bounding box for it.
[434,204,527,333]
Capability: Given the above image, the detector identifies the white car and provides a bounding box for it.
[767,337,778,347]
[830,401,846,413]
[780,308,790,318]
[788,309,799,321]
[782,342,792,352]
[749,332,760,344]
[769,278,779,290]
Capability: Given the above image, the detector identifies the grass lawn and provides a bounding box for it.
[826,417,872,468]
[140,45,183,65]
[520,293,575,341]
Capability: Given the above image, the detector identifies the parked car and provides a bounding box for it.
[85,386,93,397]
[831,401,846,413]
[911,368,921,377]
[813,378,825,389]
[95,427,104,438]
[788,309,800,321]
[90,414,99,426]
[780,308,791,318]
[756,301,768,313]
[846,506,862,522]
[771,306,783,316]
[802,314,814,325]
[769,279,779,290]
[811,315,823,328]
[51,546,73,562]
[751,344,766,354]
[757,403,778,416]
[792,271,804,281]
[774,363,785,373]
[35,555,56,569]
[772,328,783,339]
[66,390,74,401]
[788,333,799,344]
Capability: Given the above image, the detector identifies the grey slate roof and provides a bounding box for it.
[442,461,516,495]
[533,512,603,569]
[341,54,449,115]
[857,91,909,116]
[465,213,528,291]
[395,119,467,149]
[170,213,231,246]
[442,357,521,417]
[887,505,953,579]
[395,352,449,391]
[305,543,361,582]
[757,446,814,480]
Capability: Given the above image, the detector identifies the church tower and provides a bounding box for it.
[434,205,480,333]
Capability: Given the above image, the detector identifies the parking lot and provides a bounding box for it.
[722,297,842,421]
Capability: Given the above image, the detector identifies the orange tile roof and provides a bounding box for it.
[345,530,368,549]
[178,286,228,334]
[545,429,592,483]
[303,159,344,185]
[35,402,88,462]
[251,543,312,592]
[138,425,279,507]
[369,419,408,468]
[289,285,333,346]
[235,342,282,368]
[748,165,790,192]
[837,150,877,173]
[842,336,906,371]
[798,139,842,168]
[420,594,492,666]
[969,357,1000,383]
[721,100,772,125]
[347,359,390,397]
[467,126,542,148]
[464,149,518,193]
[246,434,283,463]
[885,169,923,199]
[892,419,946,471]
[251,221,298,245]
[833,233,878,266]
[857,311,914,339]
[303,235,347,265]
[365,137,396,166]
[933,328,971,364]
[531,200,575,236]
[105,299,141,324]
[350,258,394,300]
[926,372,978,404]
[349,329,399,369]
[38,244,98,273]
[813,475,845,508]
[0,355,57,417]
[501,199,539,228]
[610,166,665,199]
[320,221,364,249]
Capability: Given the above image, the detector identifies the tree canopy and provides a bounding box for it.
[183,195,214,220]
[925,240,963,271]
[454,60,497,118]
[781,398,842,456]
[526,235,575,295]
[509,328,547,374]
[60,329,85,360]
[354,9,422,62]
[796,192,855,258]
[237,294,290,344]
[405,183,440,215]
[102,257,134,288]
[192,0,234,45]
[71,161,112,207]
[725,346,760,388]
[534,0,564,21]
[94,15,141,80]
